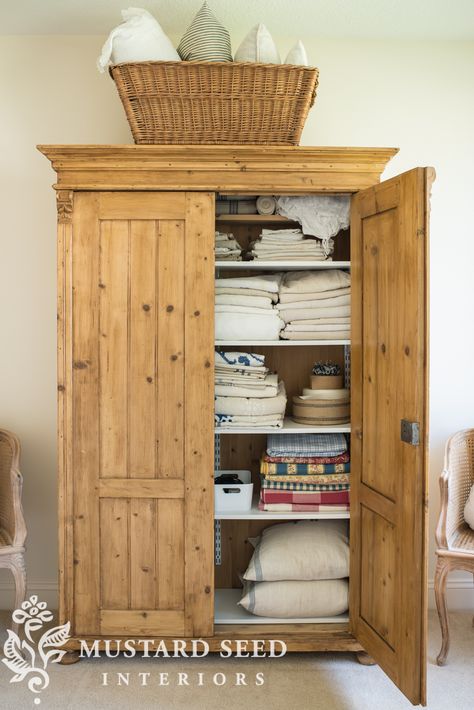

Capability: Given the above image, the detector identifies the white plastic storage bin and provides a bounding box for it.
[214,470,253,513]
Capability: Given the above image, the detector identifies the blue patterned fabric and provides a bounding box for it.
[215,351,265,368]
[266,433,348,457]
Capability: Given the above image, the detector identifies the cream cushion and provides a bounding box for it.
[243,520,349,581]
[464,484,474,530]
[239,578,349,618]
[285,40,308,66]
[234,24,281,64]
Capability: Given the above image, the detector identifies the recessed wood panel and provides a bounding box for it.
[100,498,130,609]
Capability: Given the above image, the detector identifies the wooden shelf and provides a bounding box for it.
[215,260,350,271]
[215,417,351,435]
[216,340,350,346]
[216,214,297,224]
[215,496,350,521]
[214,589,349,625]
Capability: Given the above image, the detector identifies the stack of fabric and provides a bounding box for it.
[214,351,287,429]
[215,231,242,261]
[292,361,350,426]
[258,433,350,512]
[215,274,284,341]
[238,520,349,618]
[277,269,351,340]
[248,228,332,262]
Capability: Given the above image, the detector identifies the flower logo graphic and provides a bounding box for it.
[2,595,70,705]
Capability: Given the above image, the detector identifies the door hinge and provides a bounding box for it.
[400,419,420,446]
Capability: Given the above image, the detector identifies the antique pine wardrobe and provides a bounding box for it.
[39,145,432,706]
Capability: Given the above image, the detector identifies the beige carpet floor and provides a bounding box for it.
[0,611,473,709]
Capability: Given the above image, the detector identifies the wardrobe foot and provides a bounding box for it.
[356,651,376,666]
[58,650,81,665]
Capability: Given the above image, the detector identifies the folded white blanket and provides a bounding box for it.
[280,269,350,294]
[215,375,279,398]
[286,316,350,326]
[216,286,279,303]
[281,331,350,340]
[261,228,302,237]
[277,294,350,311]
[215,273,283,294]
[251,254,330,262]
[280,305,351,323]
[215,415,284,429]
[279,287,350,304]
[215,294,273,309]
[285,323,350,332]
[215,312,284,341]
[215,304,280,316]
[252,241,325,253]
[215,382,287,416]
[216,413,284,424]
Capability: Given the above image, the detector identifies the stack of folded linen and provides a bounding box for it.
[258,433,350,512]
[249,228,332,261]
[214,351,287,429]
[278,269,351,340]
[215,231,242,261]
[239,520,349,618]
[215,274,284,341]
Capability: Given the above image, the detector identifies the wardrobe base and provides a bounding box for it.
[62,623,363,655]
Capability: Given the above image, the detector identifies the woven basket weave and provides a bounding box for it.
[110,61,319,145]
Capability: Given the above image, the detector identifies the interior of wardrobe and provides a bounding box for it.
[213,193,351,625]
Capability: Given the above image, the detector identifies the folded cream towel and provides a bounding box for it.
[280,269,350,294]
[215,312,284,341]
[215,273,283,294]
[280,305,351,323]
[277,295,350,311]
[215,294,273,309]
[279,287,350,304]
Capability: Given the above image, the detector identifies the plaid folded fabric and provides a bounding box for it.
[258,502,350,512]
[263,452,350,465]
[261,477,350,492]
[261,460,350,476]
[261,473,350,485]
[266,433,348,458]
[259,489,350,505]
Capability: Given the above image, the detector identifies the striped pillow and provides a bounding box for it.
[178,1,232,62]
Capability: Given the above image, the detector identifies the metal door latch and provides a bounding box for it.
[401,419,420,446]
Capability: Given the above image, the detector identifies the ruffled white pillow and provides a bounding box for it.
[464,484,474,530]
[285,40,308,66]
[235,24,280,64]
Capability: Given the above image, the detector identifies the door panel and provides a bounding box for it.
[350,168,433,705]
[70,191,214,638]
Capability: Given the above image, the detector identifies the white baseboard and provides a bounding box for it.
[0,578,472,614]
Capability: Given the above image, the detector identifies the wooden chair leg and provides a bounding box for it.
[434,556,450,666]
[10,553,27,636]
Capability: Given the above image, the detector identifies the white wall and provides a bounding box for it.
[0,36,473,610]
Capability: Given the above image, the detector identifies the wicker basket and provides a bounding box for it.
[110,60,319,145]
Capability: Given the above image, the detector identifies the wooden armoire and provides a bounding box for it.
[39,145,432,706]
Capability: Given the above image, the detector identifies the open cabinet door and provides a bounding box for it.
[350,168,434,705]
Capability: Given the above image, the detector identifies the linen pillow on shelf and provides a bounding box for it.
[234,23,280,64]
[464,484,474,530]
[239,578,349,618]
[285,40,308,66]
[243,519,349,581]
[97,8,179,73]
[178,1,232,62]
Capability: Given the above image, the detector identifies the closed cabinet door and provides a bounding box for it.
[350,168,433,705]
[64,191,214,638]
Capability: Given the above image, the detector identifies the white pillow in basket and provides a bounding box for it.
[178,1,232,62]
[239,578,348,618]
[243,520,349,582]
[234,24,281,64]
[464,484,474,530]
[97,8,179,73]
[285,40,308,66]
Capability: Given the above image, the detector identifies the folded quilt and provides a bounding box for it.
[215,416,283,429]
[279,306,350,323]
[261,460,350,475]
[279,287,350,304]
[215,374,278,398]
[215,374,268,385]
[215,382,287,416]
[215,413,284,425]
[215,273,283,294]
[258,502,350,512]
[280,269,351,294]
[277,295,350,311]
[260,489,350,505]
[281,331,350,340]
[263,452,350,464]
[267,433,348,457]
[215,312,284,341]
[215,294,273,308]
[261,474,350,486]
[215,351,266,369]
[261,478,350,491]
[216,286,279,302]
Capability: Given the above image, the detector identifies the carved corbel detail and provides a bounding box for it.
[56,190,74,223]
